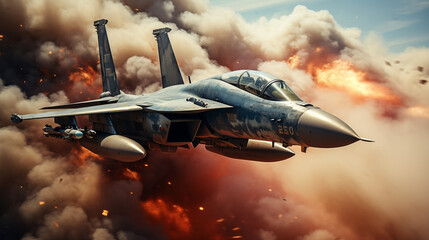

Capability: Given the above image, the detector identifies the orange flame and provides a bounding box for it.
[123,168,140,181]
[68,66,97,86]
[70,146,103,166]
[313,60,401,104]
[142,199,191,237]
[287,55,300,69]
[67,65,101,100]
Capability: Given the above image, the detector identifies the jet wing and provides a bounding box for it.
[11,96,232,123]
[141,97,233,113]
[40,97,118,109]
[11,101,144,122]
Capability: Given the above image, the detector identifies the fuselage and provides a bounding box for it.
[100,76,360,153]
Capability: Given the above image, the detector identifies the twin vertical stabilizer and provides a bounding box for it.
[93,20,183,92]
[94,19,121,97]
[153,28,184,88]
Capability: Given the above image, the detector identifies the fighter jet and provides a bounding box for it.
[11,19,372,162]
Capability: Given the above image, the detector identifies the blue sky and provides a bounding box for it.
[209,0,429,52]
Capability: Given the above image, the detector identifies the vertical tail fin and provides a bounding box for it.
[153,28,184,88]
[94,19,121,97]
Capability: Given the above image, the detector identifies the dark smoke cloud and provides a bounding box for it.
[1,0,429,239]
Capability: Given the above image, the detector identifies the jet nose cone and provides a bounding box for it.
[297,109,360,148]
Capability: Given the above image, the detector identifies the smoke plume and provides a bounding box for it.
[1,0,428,239]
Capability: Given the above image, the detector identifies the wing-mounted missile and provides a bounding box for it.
[206,139,295,162]
[43,125,96,140]
[43,123,145,162]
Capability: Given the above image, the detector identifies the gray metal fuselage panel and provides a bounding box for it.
[97,79,308,146]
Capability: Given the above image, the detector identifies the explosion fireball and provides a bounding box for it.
[312,60,401,104]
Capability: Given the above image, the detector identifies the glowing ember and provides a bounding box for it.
[232,236,243,239]
[123,168,140,181]
[216,218,225,223]
[268,188,272,192]
[199,206,204,211]
[102,209,109,216]
[287,55,300,69]
[39,201,45,206]
[48,50,53,55]
[232,227,240,231]
[314,60,401,104]
[167,181,172,185]
[142,199,191,236]
[0,35,3,41]
[144,163,149,167]
[39,79,43,83]
[54,221,59,228]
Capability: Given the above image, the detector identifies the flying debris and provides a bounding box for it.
[10,19,372,162]
[102,209,109,217]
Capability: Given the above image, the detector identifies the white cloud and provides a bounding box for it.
[388,33,429,47]
[397,0,429,14]
[377,19,418,33]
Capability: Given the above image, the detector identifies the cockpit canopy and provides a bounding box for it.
[211,70,302,101]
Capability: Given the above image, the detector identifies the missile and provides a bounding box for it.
[206,139,295,162]
[80,133,146,162]
[43,125,84,139]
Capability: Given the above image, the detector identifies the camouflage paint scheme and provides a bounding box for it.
[11,19,371,162]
